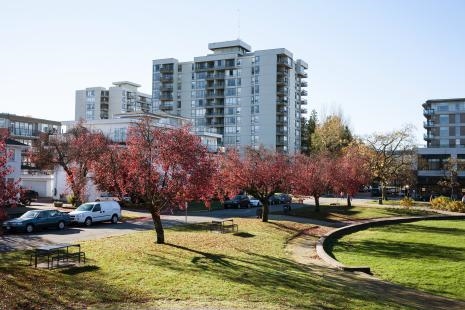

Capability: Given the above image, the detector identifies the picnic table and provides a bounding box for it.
[29,243,85,269]
[209,218,238,233]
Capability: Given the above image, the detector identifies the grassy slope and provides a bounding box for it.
[273,204,434,222]
[329,220,465,300]
[0,219,412,310]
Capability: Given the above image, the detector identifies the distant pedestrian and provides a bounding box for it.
[461,194,465,203]
[256,207,262,219]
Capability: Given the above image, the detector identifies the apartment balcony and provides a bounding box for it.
[160,86,174,92]
[159,102,174,110]
[206,92,224,99]
[300,99,307,105]
[299,81,308,87]
[277,67,289,74]
[159,94,174,101]
[301,90,308,96]
[160,75,174,81]
[276,138,287,146]
[205,112,224,118]
[276,119,287,125]
[423,109,434,117]
[277,99,288,106]
[277,90,288,97]
[160,67,174,73]
[300,108,308,114]
[297,71,308,78]
[423,121,435,128]
[276,127,288,135]
[276,78,289,85]
[277,58,293,69]
[206,74,226,80]
[423,133,434,141]
[276,108,288,115]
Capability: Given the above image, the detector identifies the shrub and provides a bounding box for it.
[430,196,465,213]
[446,201,465,213]
[400,197,414,208]
[431,196,451,210]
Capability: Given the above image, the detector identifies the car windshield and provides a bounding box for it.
[75,203,94,211]
[19,211,40,219]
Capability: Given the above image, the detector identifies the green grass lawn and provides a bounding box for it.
[328,219,465,300]
[1,219,418,310]
[273,204,435,222]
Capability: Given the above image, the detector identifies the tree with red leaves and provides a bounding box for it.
[291,153,334,212]
[33,123,108,206]
[0,133,22,220]
[332,143,371,207]
[123,119,217,244]
[90,144,130,201]
[219,147,292,222]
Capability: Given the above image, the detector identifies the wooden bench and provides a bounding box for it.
[209,219,238,233]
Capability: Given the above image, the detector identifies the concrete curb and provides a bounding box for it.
[316,214,465,274]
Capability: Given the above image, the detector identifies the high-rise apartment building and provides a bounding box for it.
[152,40,308,153]
[418,98,465,196]
[75,81,152,121]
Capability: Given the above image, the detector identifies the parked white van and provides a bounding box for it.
[69,201,121,227]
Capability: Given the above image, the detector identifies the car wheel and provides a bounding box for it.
[26,224,34,233]
[84,217,92,227]
[111,214,118,224]
[57,221,65,230]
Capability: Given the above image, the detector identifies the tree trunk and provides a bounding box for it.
[150,208,165,244]
[314,195,320,212]
[347,195,351,207]
[262,202,269,222]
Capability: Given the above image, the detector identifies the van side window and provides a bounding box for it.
[93,204,101,212]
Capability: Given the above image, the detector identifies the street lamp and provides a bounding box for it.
[405,185,410,198]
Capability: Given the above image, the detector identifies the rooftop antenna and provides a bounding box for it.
[237,8,241,39]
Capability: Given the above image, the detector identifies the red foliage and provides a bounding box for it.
[218,147,293,222]
[290,153,334,211]
[332,144,371,206]
[123,119,217,243]
[32,123,108,205]
[0,133,21,219]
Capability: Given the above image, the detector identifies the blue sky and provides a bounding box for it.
[1,0,464,144]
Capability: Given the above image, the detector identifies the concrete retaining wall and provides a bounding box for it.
[316,214,465,274]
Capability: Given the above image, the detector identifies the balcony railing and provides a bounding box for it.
[297,71,308,78]
[206,74,225,80]
[301,90,308,96]
[300,81,308,87]
[300,99,307,105]
[159,94,174,100]
[423,133,434,140]
[423,109,434,116]
[160,67,174,73]
[300,108,308,114]
[423,121,435,128]
[276,100,288,106]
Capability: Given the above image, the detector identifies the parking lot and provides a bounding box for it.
[0,199,315,252]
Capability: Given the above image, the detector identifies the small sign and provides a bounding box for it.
[422,188,426,192]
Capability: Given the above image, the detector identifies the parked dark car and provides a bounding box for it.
[223,195,250,209]
[269,193,292,205]
[20,190,39,206]
[2,209,70,233]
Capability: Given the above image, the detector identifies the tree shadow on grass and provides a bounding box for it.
[327,238,465,262]
[379,222,465,236]
[0,251,146,310]
[145,242,383,309]
[145,241,465,309]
